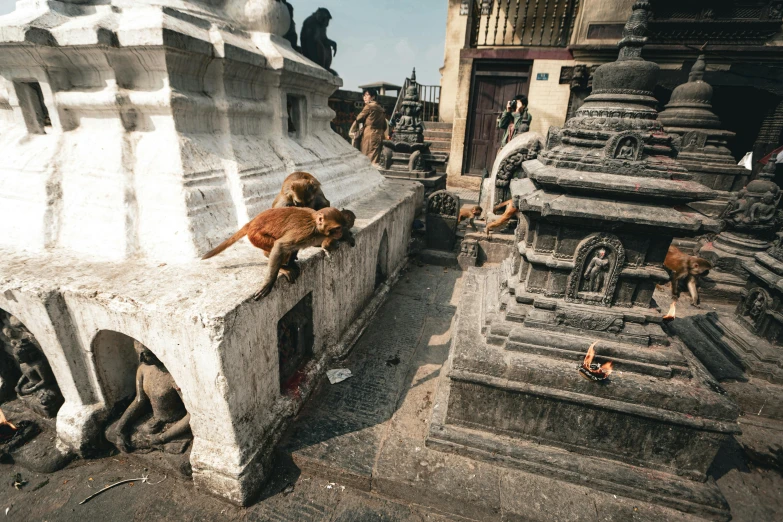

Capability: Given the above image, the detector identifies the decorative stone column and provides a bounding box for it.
[659,55,749,218]
[699,159,782,298]
[427,3,737,520]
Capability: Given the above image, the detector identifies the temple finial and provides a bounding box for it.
[688,55,707,82]
[411,68,417,82]
[618,1,651,60]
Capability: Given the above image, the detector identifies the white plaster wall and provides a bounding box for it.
[0,2,384,262]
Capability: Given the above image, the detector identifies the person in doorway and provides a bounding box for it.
[350,88,387,166]
[497,94,532,148]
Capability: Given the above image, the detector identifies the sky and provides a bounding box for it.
[0,0,448,92]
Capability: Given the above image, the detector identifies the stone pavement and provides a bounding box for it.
[1,265,782,521]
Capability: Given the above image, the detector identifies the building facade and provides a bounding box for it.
[440,0,783,186]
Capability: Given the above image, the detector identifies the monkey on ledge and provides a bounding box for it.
[301,8,337,75]
[203,206,350,299]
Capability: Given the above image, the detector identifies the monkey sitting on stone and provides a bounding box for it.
[301,8,337,75]
[486,199,518,237]
[272,171,330,210]
[663,245,713,307]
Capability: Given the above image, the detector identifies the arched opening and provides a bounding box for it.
[91,331,192,470]
[0,308,63,418]
[91,330,138,408]
[376,230,389,288]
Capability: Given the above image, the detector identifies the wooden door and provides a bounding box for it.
[464,65,531,176]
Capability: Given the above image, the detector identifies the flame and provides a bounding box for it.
[584,342,597,367]
[663,300,676,321]
[0,407,17,431]
[579,342,614,381]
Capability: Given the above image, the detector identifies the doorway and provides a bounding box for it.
[464,61,531,176]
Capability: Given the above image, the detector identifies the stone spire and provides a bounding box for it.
[658,55,747,211]
[534,0,714,203]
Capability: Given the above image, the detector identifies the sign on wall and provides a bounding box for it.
[536,73,550,81]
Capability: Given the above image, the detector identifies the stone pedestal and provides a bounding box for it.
[378,70,446,197]
[428,4,736,520]
[0,0,421,505]
[699,159,781,299]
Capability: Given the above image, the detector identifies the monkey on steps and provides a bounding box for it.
[662,245,713,320]
[202,207,348,300]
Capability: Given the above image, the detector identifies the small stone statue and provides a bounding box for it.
[396,106,415,131]
[583,249,610,293]
[616,139,636,160]
[107,342,191,454]
[3,316,63,418]
[747,193,776,224]
[726,189,749,222]
[747,293,766,322]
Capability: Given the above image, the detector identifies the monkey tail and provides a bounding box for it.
[201,225,248,260]
[493,199,513,213]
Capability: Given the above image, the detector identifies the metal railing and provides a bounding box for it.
[469,0,581,47]
[390,77,441,123]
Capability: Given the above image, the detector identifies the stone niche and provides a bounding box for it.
[0,0,421,505]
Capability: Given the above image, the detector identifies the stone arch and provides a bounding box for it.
[90,330,139,408]
[376,229,389,288]
[89,329,192,460]
[566,233,626,307]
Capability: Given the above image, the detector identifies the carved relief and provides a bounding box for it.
[427,190,459,217]
[566,234,626,306]
[606,133,644,161]
[680,131,708,152]
[722,186,782,231]
[740,288,770,330]
[554,310,625,334]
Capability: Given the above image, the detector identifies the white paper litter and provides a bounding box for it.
[326,369,352,384]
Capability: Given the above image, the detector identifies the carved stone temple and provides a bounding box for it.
[0,0,420,504]
[378,69,446,196]
[428,3,738,520]
[658,54,749,219]
[698,159,782,298]
[673,229,783,427]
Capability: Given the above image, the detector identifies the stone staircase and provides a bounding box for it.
[423,121,451,174]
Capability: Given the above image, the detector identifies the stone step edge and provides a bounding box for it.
[426,424,730,522]
[448,368,740,435]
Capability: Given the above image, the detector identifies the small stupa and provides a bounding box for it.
[659,55,748,217]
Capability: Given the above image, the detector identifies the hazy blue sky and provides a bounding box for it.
[0,0,448,91]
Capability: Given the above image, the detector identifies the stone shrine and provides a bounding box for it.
[428,3,737,520]
[699,159,782,298]
[673,229,783,425]
[0,0,420,505]
[659,55,748,218]
[378,69,446,197]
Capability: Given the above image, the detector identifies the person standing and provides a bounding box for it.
[350,88,387,166]
[497,94,532,148]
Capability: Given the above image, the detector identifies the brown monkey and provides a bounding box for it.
[301,8,337,75]
[663,245,713,307]
[202,207,346,299]
[337,209,357,248]
[486,199,518,236]
[457,205,483,231]
[272,171,330,210]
